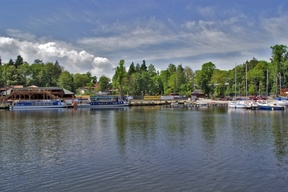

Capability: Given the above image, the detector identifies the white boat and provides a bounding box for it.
[10,100,67,110]
[89,95,129,108]
[275,97,288,107]
[228,101,249,109]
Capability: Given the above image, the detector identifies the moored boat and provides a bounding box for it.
[10,100,67,110]
[89,95,129,108]
[228,101,249,109]
[257,100,284,110]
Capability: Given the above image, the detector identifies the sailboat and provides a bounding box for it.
[228,63,250,109]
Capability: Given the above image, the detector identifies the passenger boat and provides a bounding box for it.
[89,95,129,108]
[10,100,67,110]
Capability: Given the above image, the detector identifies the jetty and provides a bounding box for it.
[129,98,228,108]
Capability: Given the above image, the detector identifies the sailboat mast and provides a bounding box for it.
[246,63,247,98]
[235,64,236,99]
[266,70,268,96]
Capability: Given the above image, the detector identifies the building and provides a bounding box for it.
[191,90,205,99]
[0,86,74,101]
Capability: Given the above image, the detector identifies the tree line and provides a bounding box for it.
[1,44,287,98]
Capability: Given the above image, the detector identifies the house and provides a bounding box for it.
[191,90,205,99]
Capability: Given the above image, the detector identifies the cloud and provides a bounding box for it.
[0,36,114,78]
[6,29,36,41]
[77,14,272,68]
[261,14,288,43]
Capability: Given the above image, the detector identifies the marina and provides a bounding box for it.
[1,97,288,111]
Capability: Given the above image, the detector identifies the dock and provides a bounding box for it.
[129,99,228,108]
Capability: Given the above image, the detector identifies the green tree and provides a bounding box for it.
[28,63,46,86]
[57,71,74,91]
[99,75,111,92]
[271,44,287,96]
[147,64,157,77]
[43,62,62,86]
[128,73,141,95]
[159,70,171,95]
[113,59,127,97]
[16,62,30,86]
[196,62,216,98]
[211,69,228,97]
[14,55,24,68]
[73,73,92,88]
[168,64,176,74]
[2,64,17,86]
[8,59,14,66]
[183,66,195,96]
[140,60,147,72]
[175,64,186,93]
[128,62,136,75]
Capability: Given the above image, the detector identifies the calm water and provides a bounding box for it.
[1,106,288,192]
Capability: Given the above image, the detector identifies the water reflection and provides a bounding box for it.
[1,107,288,191]
[200,110,216,143]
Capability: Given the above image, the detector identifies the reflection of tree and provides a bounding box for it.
[114,108,158,155]
[272,123,288,160]
[115,111,127,154]
[201,111,216,143]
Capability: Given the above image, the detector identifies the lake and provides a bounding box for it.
[1,106,288,192]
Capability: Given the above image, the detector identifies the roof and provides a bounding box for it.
[191,90,204,94]
[0,89,12,96]
[63,88,74,95]
[0,87,74,95]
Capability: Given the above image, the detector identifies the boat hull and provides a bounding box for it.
[10,105,67,110]
[10,100,67,110]
[257,105,284,110]
[228,101,248,109]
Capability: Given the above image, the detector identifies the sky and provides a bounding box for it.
[1,0,288,78]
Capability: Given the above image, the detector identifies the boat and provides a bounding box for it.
[10,100,67,110]
[275,97,288,107]
[257,100,284,110]
[89,95,129,108]
[228,101,249,109]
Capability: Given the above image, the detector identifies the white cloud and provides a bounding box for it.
[6,29,36,41]
[261,14,288,43]
[0,36,114,78]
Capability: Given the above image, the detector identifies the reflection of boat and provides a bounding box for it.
[170,101,184,108]
[257,100,284,110]
[89,95,129,108]
[90,107,126,111]
[10,100,67,110]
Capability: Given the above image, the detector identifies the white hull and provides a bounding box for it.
[10,105,67,110]
[228,101,249,109]
[10,100,67,110]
